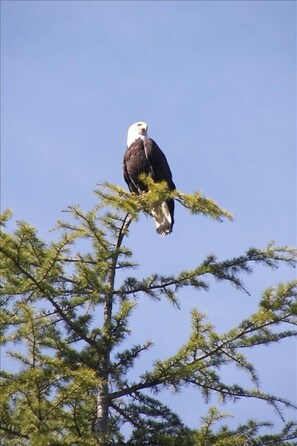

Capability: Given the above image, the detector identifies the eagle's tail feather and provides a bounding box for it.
[151,201,174,236]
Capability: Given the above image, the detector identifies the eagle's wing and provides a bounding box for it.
[143,138,175,190]
[123,139,150,194]
[123,158,136,193]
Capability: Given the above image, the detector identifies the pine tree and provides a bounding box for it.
[1,182,296,445]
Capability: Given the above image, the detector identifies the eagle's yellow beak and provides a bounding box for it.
[139,122,148,133]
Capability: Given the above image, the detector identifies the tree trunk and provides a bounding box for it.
[95,381,109,445]
[95,215,132,444]
[95,285,113,444]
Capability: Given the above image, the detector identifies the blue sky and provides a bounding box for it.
[1,0,296,434]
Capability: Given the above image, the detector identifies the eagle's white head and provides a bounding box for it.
[127,121,148,147]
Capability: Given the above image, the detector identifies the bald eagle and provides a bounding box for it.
[123,121,175,236]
